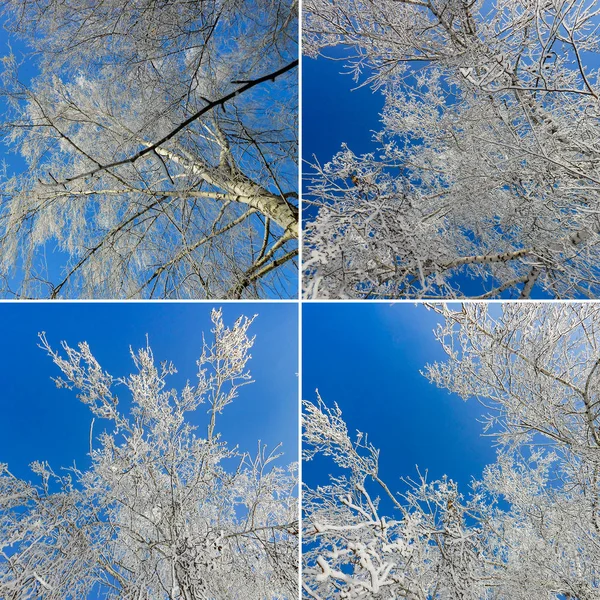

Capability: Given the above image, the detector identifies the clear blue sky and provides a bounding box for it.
[302,302,499,508]
[302,50,384,222]
[302,50,384,171]
[0,302,298,481]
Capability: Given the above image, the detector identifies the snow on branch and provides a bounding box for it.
[304,303,600,599]
[0,310,298,599]
[303,0,600,298]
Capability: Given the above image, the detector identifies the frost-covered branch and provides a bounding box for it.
[304,303,600,598]
[0,309,298,599]
[0,0,298,298]
[303,0,600,298]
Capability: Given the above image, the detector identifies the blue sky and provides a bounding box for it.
[302,49,383,172]
[302,50,384,222]
[302,302,499,506]
[0,302,298,482]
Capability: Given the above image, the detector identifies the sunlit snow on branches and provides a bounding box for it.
[304,0,600,299]
[303,303,600,599]
[0,309,298,599]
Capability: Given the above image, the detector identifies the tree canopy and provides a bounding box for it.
[303,0,600,299]
[0,309,298,599]
[303,303,600,598]
[0,0,298,298]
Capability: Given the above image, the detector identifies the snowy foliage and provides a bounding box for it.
[303,0,600,298]
[0,0,298,298]
[303,303,600,598]
[0,309,298,599]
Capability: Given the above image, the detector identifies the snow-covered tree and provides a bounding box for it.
[0,309,298,599]
[303,303,600,598]
[0,0,298,299]
[303,0,600,299]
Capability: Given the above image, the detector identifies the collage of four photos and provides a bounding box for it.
[0,0,599,598]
